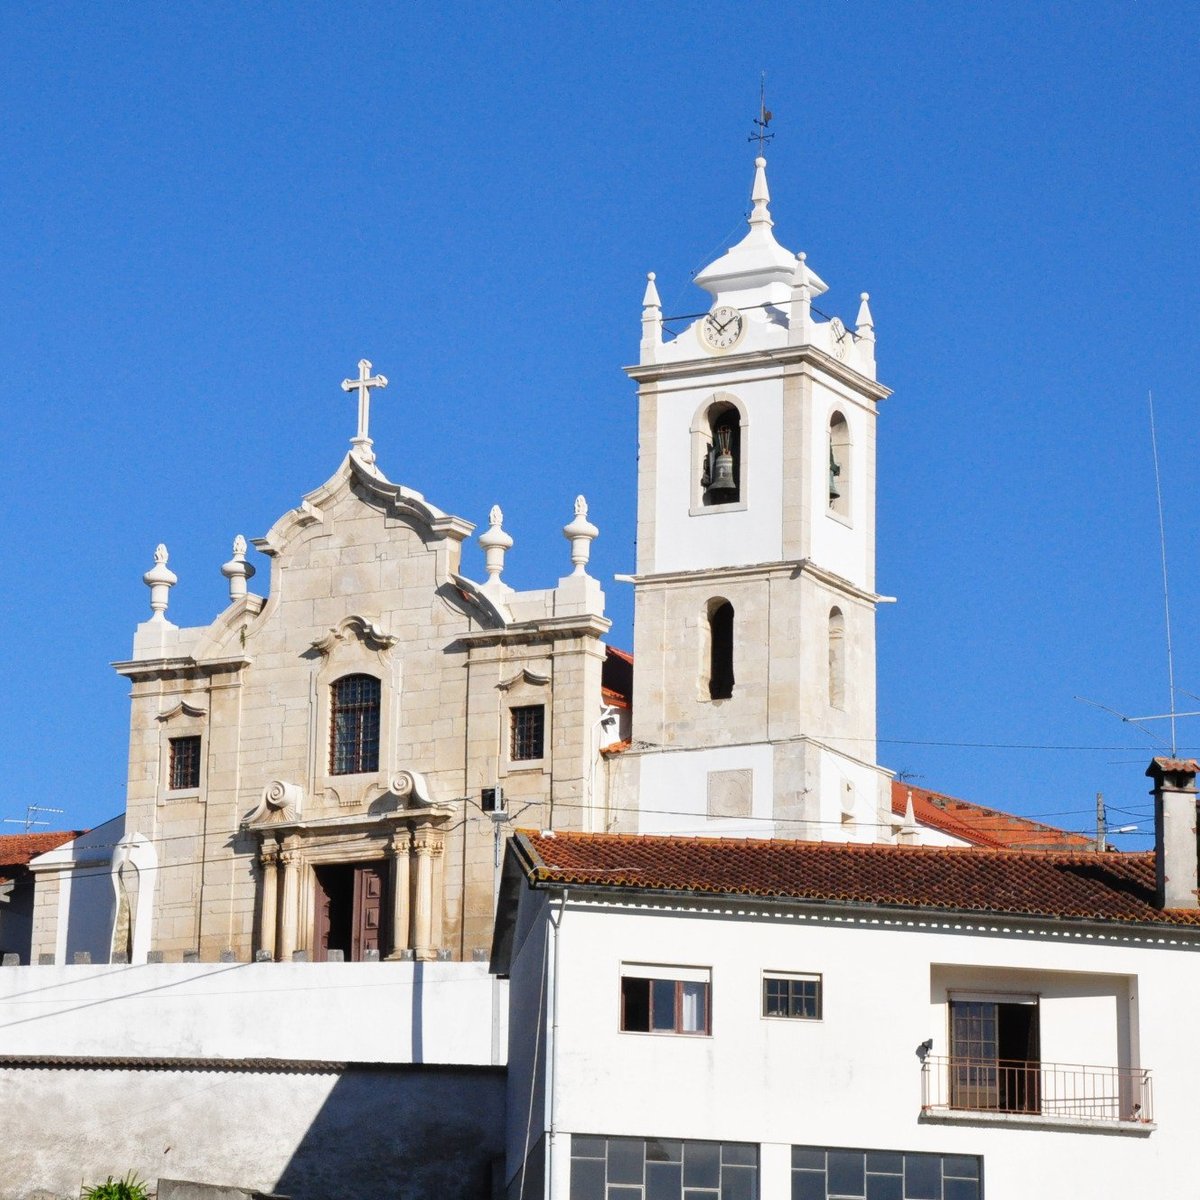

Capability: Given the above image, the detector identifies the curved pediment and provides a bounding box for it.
[156,701,208,722]
[253,454,475,560]
[312,614,398,655]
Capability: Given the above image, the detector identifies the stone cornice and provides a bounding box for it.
[625,344,892,402]
[456,613,611,648]
[111,654,252,680]
[245,806,454,837]
[628,558,882,604]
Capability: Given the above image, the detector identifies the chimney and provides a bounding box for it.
[1147,757,1200,909]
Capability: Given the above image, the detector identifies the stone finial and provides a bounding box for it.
[749,156,773,228]
[562,495,599,576]
[855,292,875,341]
[897,788,919,846]
[478,505,514,584]
[220,534,257,601]
[143,543,178,622]
[788,252,812,346]
[640,272,662,365]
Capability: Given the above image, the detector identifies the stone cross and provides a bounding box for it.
[340,358,388,463]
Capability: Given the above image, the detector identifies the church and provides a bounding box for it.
[29,152,924,968]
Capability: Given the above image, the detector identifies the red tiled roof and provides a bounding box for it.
[514,830,1198,926]
[605,646,634,666]
[0,831,79,869]
[601,686,630,710]
[891,781,1094,851]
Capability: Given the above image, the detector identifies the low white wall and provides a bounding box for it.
[0,960,507,1065]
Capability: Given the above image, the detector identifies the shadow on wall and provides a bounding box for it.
[274,1064,505,1200]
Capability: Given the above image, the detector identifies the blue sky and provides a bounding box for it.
[2,3,1197,844]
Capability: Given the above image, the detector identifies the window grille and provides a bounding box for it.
[510,704,545,761]
[330,674,381,775]
[169,736,202,790]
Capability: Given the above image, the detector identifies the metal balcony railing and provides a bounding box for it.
[921,1056,1153,1125]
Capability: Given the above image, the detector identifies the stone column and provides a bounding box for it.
[430,832,446,952]
[387,827,412,958]
[412,826,436,960]
[258,845,279,960]
[278,846,300,961]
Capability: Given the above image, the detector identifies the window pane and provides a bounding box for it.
[764,978,788,1016]
[864,1153,902,1175]
[651,979,677,1031]
[647,1162,682,1200]
[680,981,708,1032]
[647,1141,683,1164]
[865,1174,902,1200]
[942,1156,979,1181]
[572,1158,606,1200]
[792,1150,825,1171]
[827,1151,864,1196]
[720,1165,755,1200]
[608,1138,645,1185]
[622,978,651,1032]
[902,1154,941,1200]
[574,1137,608,1160]
[609,1189,642,1200]
[792,1172,826,1200]
[943,1180,980,1200]
[683,1143,721,1189]
[721,1145,757,1167]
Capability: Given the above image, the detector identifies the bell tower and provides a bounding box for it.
[622,156,894,842]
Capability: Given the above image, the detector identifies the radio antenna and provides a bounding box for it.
[1149,389,1178,754]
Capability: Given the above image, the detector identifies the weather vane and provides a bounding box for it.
[748,72,774,155]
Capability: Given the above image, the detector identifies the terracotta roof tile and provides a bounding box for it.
[516,830,1198,927]
[0,831,80,869]
[891,781,1094,851]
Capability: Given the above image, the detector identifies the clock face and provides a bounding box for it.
[699,305,744,351]
[829,316,849,360]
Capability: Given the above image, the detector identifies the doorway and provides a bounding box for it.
[312,862,388,961]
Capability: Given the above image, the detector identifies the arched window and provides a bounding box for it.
[828,411,850,518]
[702,404,741,506]
[708,599,735,700]
[828,608,846,709]
[330,674,381,775]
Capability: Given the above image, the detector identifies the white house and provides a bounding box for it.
[491,756,1200,1200]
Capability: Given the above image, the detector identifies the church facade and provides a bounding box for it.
[31,154,907,968]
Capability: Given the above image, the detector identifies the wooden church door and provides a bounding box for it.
[313,862,388,961]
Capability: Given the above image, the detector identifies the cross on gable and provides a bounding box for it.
[341,358,388,464]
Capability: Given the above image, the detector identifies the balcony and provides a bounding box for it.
[921,1056,1154,1131]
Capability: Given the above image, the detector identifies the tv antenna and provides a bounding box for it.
[748,72,774,155]
[1075,391,1189,752]
[2,804,65,833]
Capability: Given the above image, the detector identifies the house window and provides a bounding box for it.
[701,404,741,505]
[620,965,710,1035]
[168,735,202,790]
[570,1135,757,1200]
[792,1145,981,1200]
[950,993,1040,1114]
[330,674,381,775]
[828,411,850,518]
[763,971,822,1020]
[510,704,545,761]
[707,599,735,700]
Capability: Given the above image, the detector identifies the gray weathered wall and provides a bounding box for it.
[0,1063,504,1200]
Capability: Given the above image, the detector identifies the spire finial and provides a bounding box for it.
[562,495,599,576]
[221,534,257,601]
[340,358,388,465]
[478,504,514,586]
[143,543,178,622]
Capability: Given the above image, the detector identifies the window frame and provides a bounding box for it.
[167,734,202,792]
[619,965,712,1037]
[762,970,823,1022]
[509,703,546,763]
[329,673,382,776]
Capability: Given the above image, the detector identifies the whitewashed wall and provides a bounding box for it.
[506,895,1190,1200]
[0,959,506,1064]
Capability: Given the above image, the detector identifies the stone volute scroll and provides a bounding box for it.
[245,779,305,824]
[388,769,433,808]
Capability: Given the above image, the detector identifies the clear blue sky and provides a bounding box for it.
[2,3,1197,845]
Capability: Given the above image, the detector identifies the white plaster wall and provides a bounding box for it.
[0,960,506,1065]
[807,377,874,591]
[636,744,775,837]
[813,747,892,844]
[517,898,1190,1200]
[653,378,784,574]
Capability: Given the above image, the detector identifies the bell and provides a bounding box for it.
[828,448,842,501]
[710,450,736,495]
